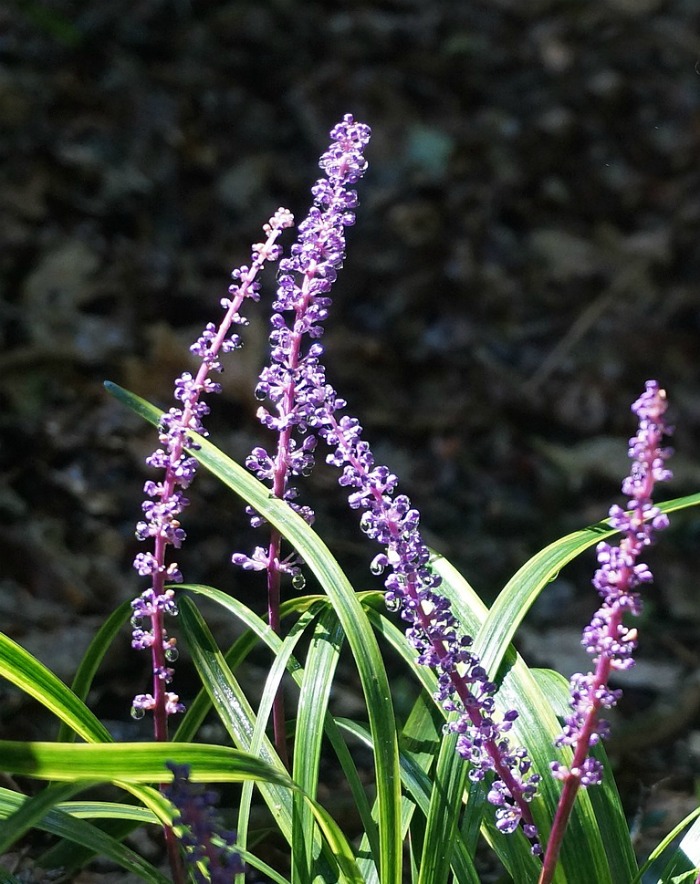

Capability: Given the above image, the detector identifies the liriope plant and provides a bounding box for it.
[0,115,699,884]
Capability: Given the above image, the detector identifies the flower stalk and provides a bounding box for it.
[130,208,293,739]
[539,380,673,883]
[233,114,371,764]
[130,209,292,882]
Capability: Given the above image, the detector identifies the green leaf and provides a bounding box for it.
[174,598,296,837]
[40,799,158,824]
[0,739,291,785]
[173,589,324,742]
[632,805,700,883]
[57,600,132,742]
[177,592,364,883]
[0,632,113,743]
[0,782,86,854]
[0,787,169,883]
[106,381,403,884]
[336,714,480,884]
[179,587,385,880]
[291,606,347,884]
[362,601,483,883]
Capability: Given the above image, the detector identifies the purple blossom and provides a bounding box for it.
[234,114,371,580]
[315,404,542,847]
[165,763,244,882]
[234,114,541,848]
[551,380,673,786]
[131,208,294,735]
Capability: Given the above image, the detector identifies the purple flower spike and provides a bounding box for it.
[551,381,673,785]
[165,763,244,882]
[314,404,542,851]
[540,382,673,881]
[231,116,371,765]
[131,208,294,738]
[234,115,371,594]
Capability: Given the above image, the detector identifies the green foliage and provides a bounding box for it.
[0,382,698,881]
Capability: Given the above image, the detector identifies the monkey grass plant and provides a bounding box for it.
[1,116,700,884]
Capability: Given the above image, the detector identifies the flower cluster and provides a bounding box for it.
[315,407,541,847]
[237,115,541,849]
[551,380,673,786]
[165,762,244,882]
[232,114,371,589]
[131,208,294,731]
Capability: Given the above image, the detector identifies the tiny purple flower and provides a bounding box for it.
[551,380,673,785]
[131,208,294,736]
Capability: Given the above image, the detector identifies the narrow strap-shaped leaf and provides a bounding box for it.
[402,696,481,884]
[176,596,293,838]
[0,786,169,883]
[107,381,403,884]
[0,635,191,874]
[292,606,347,884]
[337,716,480,884]
[632,806,700,883]
[322,715,381,882]
[0,632,113,743]
[247,605,326,880]
[418,728,471,884]
[37,817,145,876]
[178,595,362,881]
[234,850,291,884]
[181,586,382,878]
[173,588,325,743]
[57,600,132,742]
[0,782,87,853]
[434,552,633,883]
[0,739,292,784]
[36,798,158,824]
[361,603,483,883]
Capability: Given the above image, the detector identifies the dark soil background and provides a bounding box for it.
[2,0,700,879]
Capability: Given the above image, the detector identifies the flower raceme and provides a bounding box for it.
[130,207,294,734]
[231,113,372,585]
[314,408,542,848]
[539,380,673,883]
[552,380,672,784]
[165,763,244,882]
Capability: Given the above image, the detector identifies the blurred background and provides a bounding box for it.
[1,0,700,865]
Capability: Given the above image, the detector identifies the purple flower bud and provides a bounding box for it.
[235,115,371,580]
[165,763,244,882]
[553,381,672,788]
[131,209,293,727]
